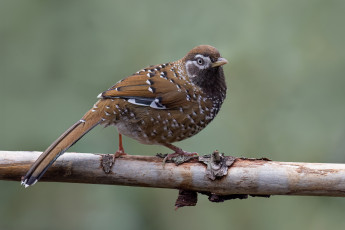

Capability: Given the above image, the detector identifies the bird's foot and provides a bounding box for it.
[161,150,198,166]
[102,146,127,174]
[164,151,198,160]
[160,143,199,165]
[113,133,127,162]
[113,149,127,162]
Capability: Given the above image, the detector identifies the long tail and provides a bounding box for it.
[21,107,103,187]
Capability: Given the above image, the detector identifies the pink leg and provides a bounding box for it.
[163,143,198,159]
[114,134,127,158]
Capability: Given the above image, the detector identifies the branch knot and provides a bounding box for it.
[199,150,236,180]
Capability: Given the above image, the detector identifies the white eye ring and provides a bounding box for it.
[196,58,204,65]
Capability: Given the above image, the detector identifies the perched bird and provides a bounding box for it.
[21,45,228,187]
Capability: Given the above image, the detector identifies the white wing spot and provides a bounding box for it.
[128,98,149,107]
[167,130,173,137]
[150,98,167,109]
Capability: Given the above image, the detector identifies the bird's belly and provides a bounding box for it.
[97,98,217,145]
[115,120,160,145]
[113,107,213,145]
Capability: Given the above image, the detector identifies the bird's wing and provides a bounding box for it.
[99,66,194,110]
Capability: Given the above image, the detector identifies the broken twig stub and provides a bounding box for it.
[199,150,236,180]
[101,154,114,174]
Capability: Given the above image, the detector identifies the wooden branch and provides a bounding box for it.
[1,150,345,197]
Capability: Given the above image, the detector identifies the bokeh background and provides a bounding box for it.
[1,0,345,229]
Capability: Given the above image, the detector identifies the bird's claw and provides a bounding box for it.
[160,151,198,166]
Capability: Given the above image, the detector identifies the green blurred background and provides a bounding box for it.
[1,0,345,229]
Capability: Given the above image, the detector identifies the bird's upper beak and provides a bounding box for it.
[211,57,228,68]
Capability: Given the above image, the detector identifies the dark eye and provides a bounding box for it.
[196,58,204,65]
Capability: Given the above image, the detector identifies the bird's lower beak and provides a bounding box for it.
[211,57,228,68]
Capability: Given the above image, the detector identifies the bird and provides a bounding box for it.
[21,45,228,187]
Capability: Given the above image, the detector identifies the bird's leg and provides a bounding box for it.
[114,134,127,160]
[163,143,198,160]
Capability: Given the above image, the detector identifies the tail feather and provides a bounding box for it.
[21,109,102,187]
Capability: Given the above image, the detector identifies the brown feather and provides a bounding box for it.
[22,103,105,186]
[101,66,194,109]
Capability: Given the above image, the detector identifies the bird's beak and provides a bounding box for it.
[211,57,228,68]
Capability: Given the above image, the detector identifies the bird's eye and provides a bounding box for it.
[196,58,204,65]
